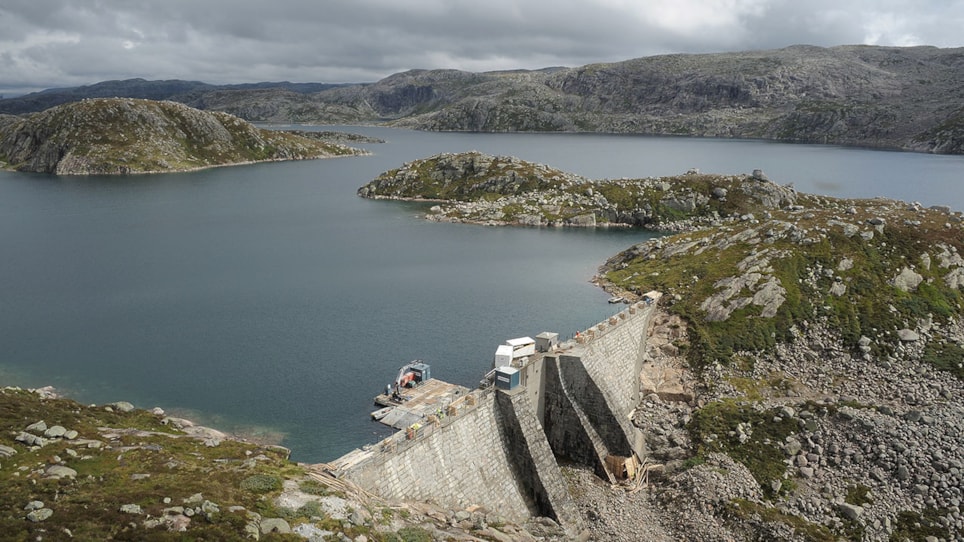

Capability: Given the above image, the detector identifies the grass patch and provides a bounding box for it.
[845,484,873,506]
[890,509,961,541]
[727,498,835,542]
[922,341,964,380]
[687,399,798,498]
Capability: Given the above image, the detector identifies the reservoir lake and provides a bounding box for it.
[1,127,963,462]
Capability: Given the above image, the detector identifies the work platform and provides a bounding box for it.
[372,379,470,430]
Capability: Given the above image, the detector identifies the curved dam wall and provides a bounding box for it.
[540,302,654,477]
[332,388,583,534]
[331,300,657,537]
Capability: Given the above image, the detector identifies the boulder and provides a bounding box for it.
[15,432,48,447]
[26,508,53,522]
[891,267,923,292]
[45,465,77,479]
[44,425,67,438]
[119,504,143,515]
[897,329,920,342]
[260,518,292,535]
[25,420,47,433]
[838,503,864,521]
[111,401,136,413]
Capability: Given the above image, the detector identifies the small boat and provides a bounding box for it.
[371,406,394,421]
[608,296,625,304]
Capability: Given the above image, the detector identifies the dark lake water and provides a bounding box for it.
[1,128,962,462]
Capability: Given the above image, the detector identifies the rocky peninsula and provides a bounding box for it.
[0,98,367,175]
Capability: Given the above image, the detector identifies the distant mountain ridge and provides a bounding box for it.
[3,45,963,154]
[0,78,351,116]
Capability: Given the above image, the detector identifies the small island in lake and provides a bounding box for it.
[0,98,369,175]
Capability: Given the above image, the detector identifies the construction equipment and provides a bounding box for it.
[391,360,431,400]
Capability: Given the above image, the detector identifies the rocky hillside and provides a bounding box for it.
[0,98,366,175]
[377,45,964,154]
[6,45,962,154]
[602,196,964,540]
[361,151,964,540]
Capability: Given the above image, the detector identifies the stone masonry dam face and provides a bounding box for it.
[329,301,657,538]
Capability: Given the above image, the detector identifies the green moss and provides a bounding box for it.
[240,474,283,493]
[299,479,334,496]
[687,399,799,498]
[845,484,873,506]
[727,499,836,542]
[922,341,964,380]
[890,509,960,541]
[396,526,434,542]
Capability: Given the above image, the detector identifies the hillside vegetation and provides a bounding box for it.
[0,98,365,175]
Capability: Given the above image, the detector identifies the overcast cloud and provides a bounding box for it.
[2,0,962,95]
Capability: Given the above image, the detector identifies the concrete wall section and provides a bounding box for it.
[339,393,534,522]
[578,304,655,417]
[494,388,586,537]
[559,354,636,458]
[541,356,613,481]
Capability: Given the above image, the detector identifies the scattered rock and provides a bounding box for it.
[260,518,292,535]
[891,267,923,292]
[751,169,769,181]
[25,420,47,433]
[43,425,67,438]
[119,504,143,515]
[838,503,864,521]
[897,328,920,342]
[26,508,53,522]
[111,401,136,413]
[45,465,77,479]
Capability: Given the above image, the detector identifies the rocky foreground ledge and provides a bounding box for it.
[1,386,566,540]
[0,98,368,175]
[362,151,964,540]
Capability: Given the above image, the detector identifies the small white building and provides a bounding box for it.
[505,336,536,359]
[494,344,514,367]
[535,332,559,352]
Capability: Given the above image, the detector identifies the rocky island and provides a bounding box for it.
[0,98,367,175]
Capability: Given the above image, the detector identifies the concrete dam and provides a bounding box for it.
[328,299,658,537]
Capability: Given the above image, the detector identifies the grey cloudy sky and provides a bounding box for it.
[2,0,963,95]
